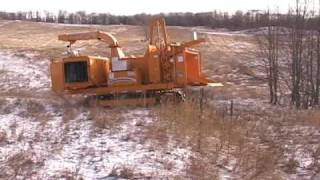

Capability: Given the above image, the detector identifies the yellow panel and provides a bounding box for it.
[123,57,148,84]
[147,46,161,83]
[50,59,64,93]
[174,54,187,85]
[108,69,142,87]
[185,50,201,84]
[89,57,109,86]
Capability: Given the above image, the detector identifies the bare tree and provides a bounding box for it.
[58,10,67,24]
[315,0,320,105]
[289,0,307,108]
[257,11,280,104]
[316,29,320,105]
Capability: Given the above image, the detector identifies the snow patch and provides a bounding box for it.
[0,51,50,92]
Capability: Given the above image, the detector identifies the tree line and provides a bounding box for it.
[1,10,319,30]
[258,0,320,109]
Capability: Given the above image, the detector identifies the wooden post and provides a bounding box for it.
[197,88,204,152]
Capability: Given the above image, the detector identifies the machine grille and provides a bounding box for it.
[64,61,88,83]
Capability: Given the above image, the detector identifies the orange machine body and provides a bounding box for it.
[51,18,213,105]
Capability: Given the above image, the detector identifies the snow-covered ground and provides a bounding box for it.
[0,51,49,92]
[0,50,191,179]
[1,21,320,179]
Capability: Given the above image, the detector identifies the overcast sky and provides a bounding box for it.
[0,0,307,15]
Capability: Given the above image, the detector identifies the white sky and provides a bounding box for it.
[0,0,305,15]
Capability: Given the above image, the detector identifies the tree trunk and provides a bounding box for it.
[316,32,320,105]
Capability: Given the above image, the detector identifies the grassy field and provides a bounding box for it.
[0,20,266,99]
[0,20,320,179]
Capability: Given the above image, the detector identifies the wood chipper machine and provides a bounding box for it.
[51,17,220,106]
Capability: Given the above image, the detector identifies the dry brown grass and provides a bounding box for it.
[109,166,135,179]
[303,111,320,127]
[0,98,7,107]
[0,69,7,76]
[154,93,235,176]
[153,91,300,179]
[2,151,40,179]
[89,106,124,130]
[284,156,299,174]
[156,92,247,151]
[25,99,45,117]
[0,20,147,59]
[118,166,135,179]
[53,170,82,180]
[0,130,7,144]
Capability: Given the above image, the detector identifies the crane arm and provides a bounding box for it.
[58,31,125,58]
[149,17,169,47]
[58,31,119,47]
[171,38,206,55]
[181,38,206,49]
